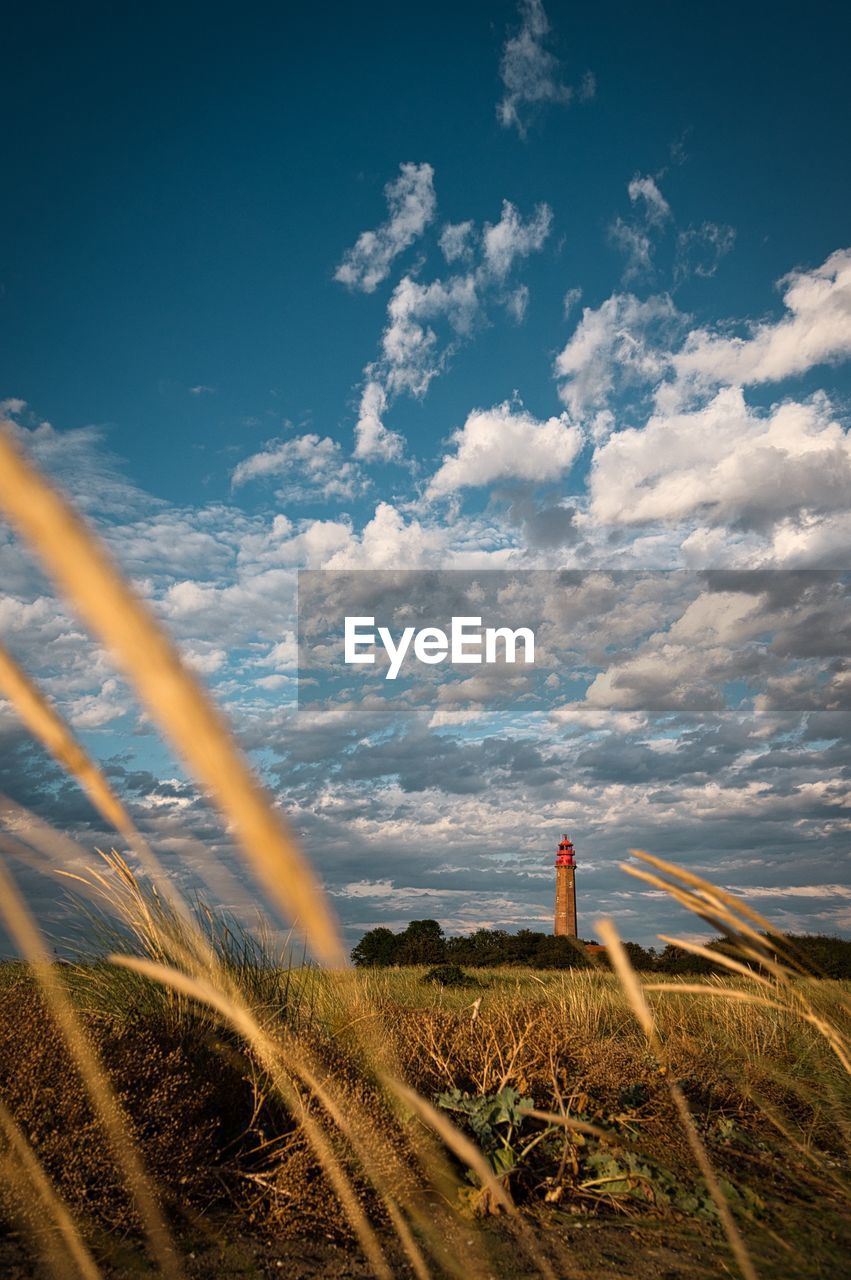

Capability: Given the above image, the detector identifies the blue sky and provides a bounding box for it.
[1,1,850,949]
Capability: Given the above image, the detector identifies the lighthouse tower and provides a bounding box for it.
[554,833,577,937]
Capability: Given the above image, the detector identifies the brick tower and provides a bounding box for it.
[554,832,577,937]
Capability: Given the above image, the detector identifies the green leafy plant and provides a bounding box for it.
[435,1086,550,1210]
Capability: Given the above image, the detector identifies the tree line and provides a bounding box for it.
[351,919,851,978]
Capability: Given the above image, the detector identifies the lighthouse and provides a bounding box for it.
[554,833,577,937]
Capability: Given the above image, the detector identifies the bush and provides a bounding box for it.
[423,964,474,987]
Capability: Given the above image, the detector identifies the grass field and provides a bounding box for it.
[0,950,848,1279]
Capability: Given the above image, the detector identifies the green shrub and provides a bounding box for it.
[423,963,474,987]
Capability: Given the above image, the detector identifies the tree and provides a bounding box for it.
[447,928,509,966]
[656,943,715,975]
[531,935,591,969]
[351,927,400,968]
[763,933,851,979]
[396,919,447,965]
[622,942,657,971]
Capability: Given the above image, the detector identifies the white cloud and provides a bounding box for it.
[439,221,475,263]
[505,284,529,322]
[67,677,129,729]
[765,510,851,567]
[352,200,553,459]
[611,174,733,287]
[426,401,582,499]
[324,501,450,569]
[231,433,366,500]
[353,380,404,462]
[498,0,589,136]
[482,200,552,278]
[334,162,436,293]
[189,384,217,396]
[608,218,654,281]
[589,386,851,531]
[608,174,671,281]
[562,286,582,318]
[554,292,682,424]
[549,704,647,734]
[668,247,851,396]
[627,175,671,227]
[380,272,481,398]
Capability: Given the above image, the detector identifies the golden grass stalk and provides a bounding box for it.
[597,918,759,1280]
[654,933,775,986]
[0,643,140,851]
[628,850,809,975]
[0,1100,101,1280]
[518,1107,610,1142]
[0,648,202,937]
[623,862,796,986]
[109,947,537,1280]
[644,983,790,1010]
[0,858,182,1279]
[108,953,402,1278]
[623,852,851,1072]
[288,1052,492,1280]
[0,426,342,966]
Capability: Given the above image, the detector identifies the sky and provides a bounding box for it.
[1,0,850,951]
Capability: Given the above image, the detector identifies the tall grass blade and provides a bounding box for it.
[0,427,342,966]
[597,918,759,1280]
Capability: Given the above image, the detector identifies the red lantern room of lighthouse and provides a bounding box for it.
[553,833,578,938]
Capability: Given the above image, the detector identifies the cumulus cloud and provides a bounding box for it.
[667,247,851,396]
[380,272,481,398]
[231,433,366,500]
[426,401,582,499]
[590,386,851,532]
[553,249,851,560]
[334,162,436,293]
[323,501,451,569]
[554,292,683,426]
[497,0,592,136]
